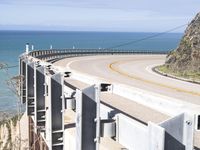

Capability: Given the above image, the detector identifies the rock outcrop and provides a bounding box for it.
[0,116,20,149]
[165,12,200,75]
[0,114,28,149]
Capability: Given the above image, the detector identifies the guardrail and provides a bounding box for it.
[28,48,168,61]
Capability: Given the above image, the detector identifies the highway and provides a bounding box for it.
[55,54,200,105]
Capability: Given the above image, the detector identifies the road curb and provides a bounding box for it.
[152,66,200,85]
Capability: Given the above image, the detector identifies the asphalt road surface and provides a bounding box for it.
[55,54,200,105]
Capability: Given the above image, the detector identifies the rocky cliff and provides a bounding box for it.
[0,116,20,149]
[164,12,200,80]
[0,114,28,149]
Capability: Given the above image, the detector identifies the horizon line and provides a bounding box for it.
[0,29,184,34]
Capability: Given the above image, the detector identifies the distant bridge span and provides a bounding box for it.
[29,48,167,61]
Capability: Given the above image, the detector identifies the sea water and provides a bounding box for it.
[0,30,183,113]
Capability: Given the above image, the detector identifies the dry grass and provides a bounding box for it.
[156,65,200,82]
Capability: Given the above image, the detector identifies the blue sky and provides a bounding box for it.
[0,0,199,32]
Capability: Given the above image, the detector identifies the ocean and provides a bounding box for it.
[0,30,183,113]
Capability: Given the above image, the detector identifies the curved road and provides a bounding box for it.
[55,54,200,105]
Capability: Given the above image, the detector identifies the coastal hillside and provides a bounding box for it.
[160,12,200,81]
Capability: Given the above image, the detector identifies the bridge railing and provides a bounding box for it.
[28,48,168,61]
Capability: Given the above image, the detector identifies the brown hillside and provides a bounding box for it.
[165,12,200,74]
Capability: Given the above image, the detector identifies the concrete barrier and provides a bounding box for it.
[75,85,100,150]
[159,113,194,150]
[67,65,200,117]
[115,113,148,150]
